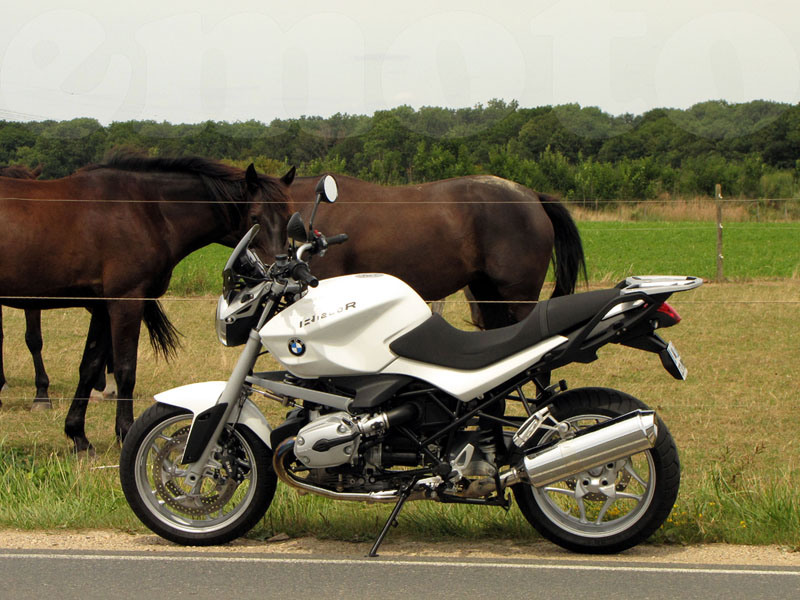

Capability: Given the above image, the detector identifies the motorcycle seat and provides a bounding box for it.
[389,288,620,370]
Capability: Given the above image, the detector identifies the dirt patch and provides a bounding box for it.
[1,529,798,567]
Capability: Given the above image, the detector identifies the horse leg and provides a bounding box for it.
[107,300,144,444]
[93,360,117,399]
[64,307,112,454]
[0,306,6,407]
[86,305,116,400]
[466,277,519,330]
[90,367,106,396]
[429,300,446,316]
[104,352,117,397]
[25,309,52,410]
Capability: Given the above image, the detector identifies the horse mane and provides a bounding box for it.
[0,164,41,179]
[86,150,292,226]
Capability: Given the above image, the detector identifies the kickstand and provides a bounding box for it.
[367,485,414,558]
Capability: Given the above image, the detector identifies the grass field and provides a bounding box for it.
[166,221,800,297]
[0,218,798,547]
[578,222,800,282]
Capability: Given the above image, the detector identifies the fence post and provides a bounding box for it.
[715,184,724,282]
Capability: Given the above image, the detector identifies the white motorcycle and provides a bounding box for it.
[120,175,702,555]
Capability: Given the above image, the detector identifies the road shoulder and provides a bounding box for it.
[1,529,798,567]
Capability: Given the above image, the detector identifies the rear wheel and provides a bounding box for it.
[120,402,276,546]
[513,387,679,553]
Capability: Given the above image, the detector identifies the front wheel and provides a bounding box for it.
[119,402,277,546]
[513,387,680,554]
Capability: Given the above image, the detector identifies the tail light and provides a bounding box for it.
[656,302,681,326]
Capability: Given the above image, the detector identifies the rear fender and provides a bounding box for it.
[154,381,273,450]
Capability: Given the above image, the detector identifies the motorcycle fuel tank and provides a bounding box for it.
[259,274,431,378]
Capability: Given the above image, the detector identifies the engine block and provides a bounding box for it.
[294,411,361,468]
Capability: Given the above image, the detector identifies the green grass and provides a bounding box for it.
[578,222,800,282]
[166,222,800,297]
[168,244,230,296]
[0,444,137,530]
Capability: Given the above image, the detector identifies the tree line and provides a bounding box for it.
[1,99,799,203]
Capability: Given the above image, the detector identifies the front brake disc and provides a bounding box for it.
[152,426,239,517]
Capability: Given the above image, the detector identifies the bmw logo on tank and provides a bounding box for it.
[288,338,306,356]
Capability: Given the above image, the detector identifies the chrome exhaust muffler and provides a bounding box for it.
[520,409,658,487]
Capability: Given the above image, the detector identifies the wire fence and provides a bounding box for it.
[2,196,800,206]
[0,193,798,304]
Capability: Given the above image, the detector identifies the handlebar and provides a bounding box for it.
[289,231,348,288]
[291,262,319,288]
[326,233,349,246]
[296,232,348,263]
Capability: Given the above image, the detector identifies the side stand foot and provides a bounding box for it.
[367,489,412,558]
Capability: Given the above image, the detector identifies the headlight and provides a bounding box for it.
[215,296,229,346]
[214,282,270,347]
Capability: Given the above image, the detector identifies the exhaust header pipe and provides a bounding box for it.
[522,410,658,488]
[273,437,427,503]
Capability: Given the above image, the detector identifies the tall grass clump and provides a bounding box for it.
[0,442,136,530]
[654,473,800,548]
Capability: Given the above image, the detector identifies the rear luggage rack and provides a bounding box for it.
[621,276,703,295]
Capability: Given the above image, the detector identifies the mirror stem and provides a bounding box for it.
[308,194,322,234]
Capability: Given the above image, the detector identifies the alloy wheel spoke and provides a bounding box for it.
[595,487,617,524]
[624,460,648,488]
[616,491,644,503]
[576,496,588,523]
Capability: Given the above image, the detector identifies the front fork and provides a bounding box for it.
[181,329,265,486]
[180,291,283,485]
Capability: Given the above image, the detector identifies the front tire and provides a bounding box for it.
[120,402,277,546]
[513,387,679,553]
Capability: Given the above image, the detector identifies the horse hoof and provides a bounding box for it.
[89,389,117,402]
[75,448,97,459]
[30,400,53,411]
[73,443,96,458]
[1,383,8,393]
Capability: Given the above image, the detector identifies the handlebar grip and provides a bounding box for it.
[292,262,319,288]
[326,233,349,246]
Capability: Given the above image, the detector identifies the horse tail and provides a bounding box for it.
[142,300,181,360]
[539,193,587,298]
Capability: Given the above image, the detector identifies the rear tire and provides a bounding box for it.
[120,402,276,546]
[513,387,679,553]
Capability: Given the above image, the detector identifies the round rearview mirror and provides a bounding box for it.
[323,175,338,203]
[315,174,338,203]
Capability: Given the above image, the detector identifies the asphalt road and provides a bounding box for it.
[1,549,798,600]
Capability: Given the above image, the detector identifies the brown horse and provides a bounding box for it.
[0,164,51,408]
[292,174,585,329]
[0,154,295,452]
[0,164,42,179]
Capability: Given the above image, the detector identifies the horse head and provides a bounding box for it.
[240,164,296,262]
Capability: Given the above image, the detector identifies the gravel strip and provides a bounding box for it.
[1,529,798,566]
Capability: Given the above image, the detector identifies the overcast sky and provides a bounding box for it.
[0,0,798,125]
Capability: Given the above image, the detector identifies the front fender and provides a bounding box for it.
[155,381,273,449]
